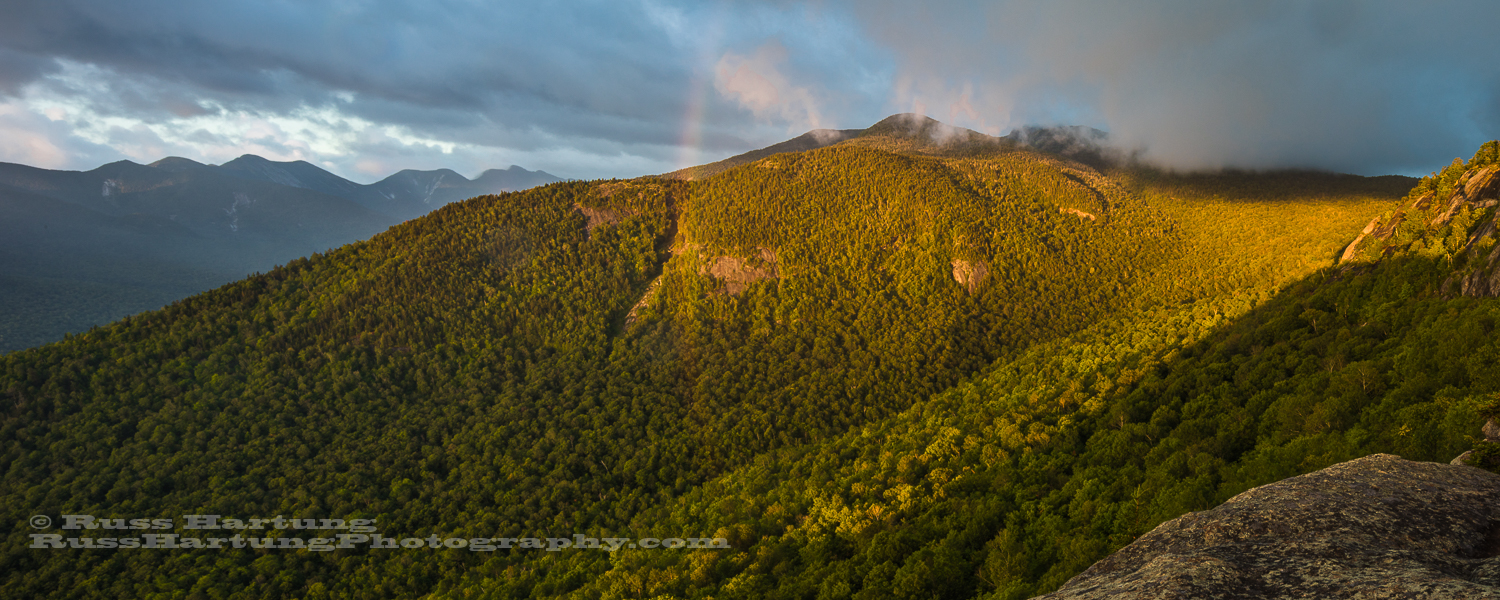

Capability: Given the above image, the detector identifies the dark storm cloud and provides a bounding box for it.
[0,48,56,96]
[847,0,1500,175]
[0,1,694,133]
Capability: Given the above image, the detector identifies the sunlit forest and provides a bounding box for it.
[6,118,1499,600]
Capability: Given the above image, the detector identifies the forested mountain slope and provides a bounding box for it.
[0,117,1439,599]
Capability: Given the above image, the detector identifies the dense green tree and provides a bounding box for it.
[1,126,1451,600]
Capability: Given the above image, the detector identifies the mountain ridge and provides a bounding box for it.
[667,113,1124,181]
[0,154,563,353]
[4,153,563,220]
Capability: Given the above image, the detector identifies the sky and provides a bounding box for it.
[0,1,1497,182]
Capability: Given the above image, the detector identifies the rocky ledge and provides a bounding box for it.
[1035,454,1500,599]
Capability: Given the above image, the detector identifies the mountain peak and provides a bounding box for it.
[218,154,321,171]
[670,114,1127,181]
[476,165,549,178]
[220,154,271,166]
[86,159,158,179]
[864,112,941,131]
[148,156,207,172]
[859,113,993,143]
[392,167,465,179]
[1337,140,1500,294]
[96,159,146,168]
[470,166,562,191]
[213,154,361,197]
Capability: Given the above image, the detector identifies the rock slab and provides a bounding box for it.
[1035,454,1500,599]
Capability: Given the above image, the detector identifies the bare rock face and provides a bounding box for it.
[704,247,778,294]
[623,276,663,328]
[1060,207,1097,222]
[1454,245,1500,297]
[1338,216,1383,263]
[1466,166,1499,203]
[573,203,634,235]
[1035,454,1500,599]
[951,260,990,294]
[1336,153,1500,298]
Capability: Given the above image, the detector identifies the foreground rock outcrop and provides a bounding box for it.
[1035,454,1500,599]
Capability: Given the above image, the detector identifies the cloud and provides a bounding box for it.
[2,1,1494,180]
[0,0,912,180]
[714,40,828,132]
[0,0,788,179]
[6,61,682,181]
[848,0,1500,175]
[0,48,56,97]
[0,96,126,169]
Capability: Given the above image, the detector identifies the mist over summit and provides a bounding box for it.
[671,113,1121,179]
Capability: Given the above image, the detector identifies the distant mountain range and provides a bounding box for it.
[0,155,561,352]
[148,154,562,220]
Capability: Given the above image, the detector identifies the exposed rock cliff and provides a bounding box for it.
[1338,216,1382,263]
[700,247,778,295]
[1035,454,1500,599]
[1059,207,1097,222]
[1338,142,1500,298]
[573,203,633,235]
[951,259,990,294]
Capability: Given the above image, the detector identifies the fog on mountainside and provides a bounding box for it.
[671,114,1123,181]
